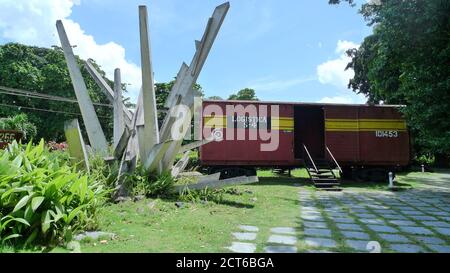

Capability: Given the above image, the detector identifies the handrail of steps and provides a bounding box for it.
[326,146,343,174]
[302,144,319,173]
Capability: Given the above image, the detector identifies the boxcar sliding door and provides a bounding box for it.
[294,105,325,159]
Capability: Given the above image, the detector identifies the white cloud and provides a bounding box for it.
[0,0,141,102]
[318,94,367,104]
[62,20,141,101]
[335,40,359,54]
[317,40,359,88]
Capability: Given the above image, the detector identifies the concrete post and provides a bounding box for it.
[138,5,160,159]
[64,119,90,172]
[159,3,230,172]
[56,20,108,154]
[113,68,125,147]
[85,60,133,126]
[388,172,394,188]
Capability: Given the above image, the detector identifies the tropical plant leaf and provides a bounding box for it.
[12,195,32,213]
[1,233,21,242]
[31,196,45,212]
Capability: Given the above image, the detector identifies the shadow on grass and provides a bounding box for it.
[278,197,302,206]
[217,199,255,209]
[256,177,312,187]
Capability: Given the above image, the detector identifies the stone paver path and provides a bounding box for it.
[297,171,450,253]
[226,225,259,253]
[226,172,450,253]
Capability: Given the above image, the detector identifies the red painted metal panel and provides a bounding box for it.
[359,131,410,165]
[200,101,299,166]
[324,106,359,162]
[324,105,410,166]
[200,101,410,167]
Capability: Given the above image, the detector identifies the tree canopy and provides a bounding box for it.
[331,0,450,160]
[0,43,205,145]
[207,96,223,100]
[0,43,114,142]
[228,88,259,101]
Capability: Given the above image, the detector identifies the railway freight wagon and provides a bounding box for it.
[199,100,411,184]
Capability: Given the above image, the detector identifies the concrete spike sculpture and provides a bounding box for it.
[56,20,108,154]
[64,119,90,172]
[160,2,230,171]
[113,68,125,147]
[85,60,133,127]
[138,5,160,165]
[57,3,246,192]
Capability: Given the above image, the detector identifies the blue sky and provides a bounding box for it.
[0,0,372,104]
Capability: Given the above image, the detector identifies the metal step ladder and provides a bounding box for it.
[303,144,342,191]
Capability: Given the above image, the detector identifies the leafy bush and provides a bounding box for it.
[124,165,175,198]
[89,154,119,191]
[179,187,225,203]
[415,154,435,166]
[0,113,37,141]
[0,140,109,246]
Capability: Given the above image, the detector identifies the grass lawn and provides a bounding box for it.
[51,169,308,253]
[1,169,447,253]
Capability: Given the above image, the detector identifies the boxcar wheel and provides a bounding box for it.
[341,167,354,180]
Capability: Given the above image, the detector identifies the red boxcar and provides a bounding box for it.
[199,100,410,179]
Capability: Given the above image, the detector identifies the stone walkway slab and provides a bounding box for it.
[227,242,256,253]
[232,232,257,241]
[355,213,378,219]
[389,220,417,226]
[383,214,408,220]
[390,244,425,253]
[304,228,332,237]
[271,227,296,235]
[239,225,259,232]
[301,215,324,221]
[345,240,370,252]
[359,218,385,225]
[410,215,438,221]
[367,224,399,233]
[341,231,370,240]
[303,221,327,229]
[268,235,297,245]
[264,245,298,253]
[401,210,425,216]
[398,226,434,235]
[333,217,355,223]
[434,227,450,236]
[414,236,445,245]
[336,223,363,231]
[378,233,410,243]
[421,221,450,228]
[327,212,349,218]
[305,237,337,248]
[427,244,450,253]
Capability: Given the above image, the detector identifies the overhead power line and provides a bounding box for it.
[0,85,113,107]
[0,103,110,119]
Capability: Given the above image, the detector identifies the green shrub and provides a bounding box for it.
[415,154,435,166]
[0,140,109,246]
[89,154,119,192]
[0,114,37,141]
[124,165,175,198]
[179,187,225,203]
